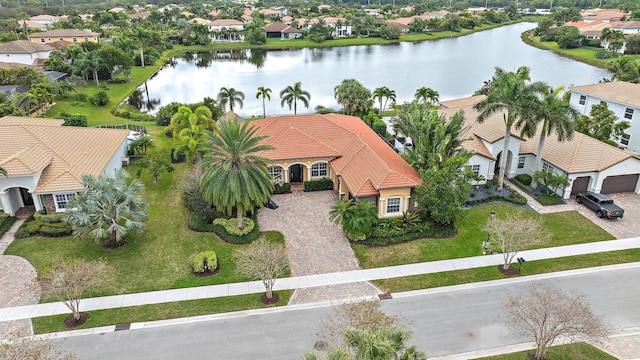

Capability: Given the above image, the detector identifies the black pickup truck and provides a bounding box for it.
[575,191,624,219]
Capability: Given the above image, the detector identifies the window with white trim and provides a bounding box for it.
[542,162,554,174]
[268,166,282,182]
[624,108,634,120]
[311,162,328,177]
[517,156,525,169]
[83,37,88,41]
[54,193,75,211]
[386,197,401,214]
[578,95,586,105]
[470,164,480,176]
[621,133,630,146]
[72,37,77,42]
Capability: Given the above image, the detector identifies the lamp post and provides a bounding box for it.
[517,257,526,273]
[484,210,495,254]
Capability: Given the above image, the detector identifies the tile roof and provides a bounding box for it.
[249,114,421,197]
[569,81,640,109]
[0,40,53,54]
[210,19,244,26]
[265,22,288,32]
[0,116,129,193]
[28,29,99,38]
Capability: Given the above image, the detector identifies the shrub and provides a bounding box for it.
[75,93,88,102]
[514,174,532,186]
[39,225,72,237]
[273,183,291,194]
[60,112,88,127]
[90,91,110,106]
[27,220,42,235]
[212,217,255,236]
[111,74,129,84]
[594,48,618,59]
[0,215,17,238]
[365,222,456,245]
[510,178,532,193]
[192,250,218,273]
[304,178,334,192]
[14,217,33,240]
[372,119,387,137]
[33,210,67,223]
[189,215,260,244]
[536,193,565,206]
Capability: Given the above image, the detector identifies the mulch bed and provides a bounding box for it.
[63,313,90,328]
[260,292,280,305]
[498,265,521,276]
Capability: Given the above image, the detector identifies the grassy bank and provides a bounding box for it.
[474,342,617,360]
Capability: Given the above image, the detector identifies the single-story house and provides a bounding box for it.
[29,29,100,44]
[249,114,421,218]
[0,40,53,66]
[569,81,640,153]
[0,116,130,216]
[440,95,640,199]
[265,22,302,39]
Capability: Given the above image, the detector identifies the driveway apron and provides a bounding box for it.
[258,191,381,304]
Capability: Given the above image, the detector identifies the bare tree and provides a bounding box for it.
[484,210,549,270]
[40,259,109,324]
[1,332,76,359]
[503,284,608,360]
[317,298,410,348]
[235,236,288,300]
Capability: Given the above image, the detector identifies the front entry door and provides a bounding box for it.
[290,164,303,183]
[19,188,34,206]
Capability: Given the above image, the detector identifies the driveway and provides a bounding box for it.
[257,191,381,304]
[566,193,640,239]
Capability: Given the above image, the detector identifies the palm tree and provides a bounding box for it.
[334,79,373,116]
[522,85,579,172]
[373,86,396,113]
[217,87,245,112]
[13,92,38,114]
[608,56,640,83]
[329,199,378,241]
[200,120,274,230]
[172,125,210,163]
[75,52,107,86]
[132,26,151,67]
[168,105,215,136]
[0,166,7,177]
[414,87,439,107]
[344,327,426,360]
[473,66,546,190]
[280,81,311,115]
[256,86,272,118]
[65,169,149,247]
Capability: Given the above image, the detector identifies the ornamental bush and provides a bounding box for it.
[90,91,110,106]
[304,178,334,192]
[514,174,532,186]
[212,217,255,236]
[192,250,218,273]
[40,225,72,237]
[33,210,67,223]
[273,183,291,194]
[0,215,17,238]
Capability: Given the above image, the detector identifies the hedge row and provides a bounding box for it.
[363,223,456,246]
[25,218,72,238]
[0,215,17,238]
[304,178,334,192]
[466,193,527,206]
[33,210,67,223]
[510,178,533,193]
[188,214,260,244]
[273,183,291,194]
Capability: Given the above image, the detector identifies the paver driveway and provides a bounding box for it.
[257,191,381,304]
[567,193,640,239]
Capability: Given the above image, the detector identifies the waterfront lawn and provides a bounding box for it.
[31,291,293,334]
[474,342,616,360]
[353,203,614,269]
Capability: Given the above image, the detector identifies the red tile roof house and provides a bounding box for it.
[249,114,421,218]
[207,19,245,42]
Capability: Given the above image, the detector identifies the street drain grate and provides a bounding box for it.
[114,323,131,331]
[378,293,393,300]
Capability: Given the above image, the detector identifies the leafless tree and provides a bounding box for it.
[484,210,549,270]
[235,236,289,300]
[503,284,608,360]
[40,259,109,322]
[0,332,76,360]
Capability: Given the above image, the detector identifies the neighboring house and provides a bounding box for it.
[129,11,151,20]
[0,85,29,98]
[19,20,49,31]
[323,17,352,38]
[564,20,614,39]
[441,95,640,199]
[28,29,100,44]
[609,21,640,35]
[581,8,629,23]
[259,8,280,18]
[208,19,245,42]
[265,22,302,39]
[569,82,640,153]
[0,40,53,66]
[0,116,130,216]
[250,114,422,218]
[188,17,211,26]
[388,15,429,33]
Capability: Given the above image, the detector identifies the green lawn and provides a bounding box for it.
[353,203,614,269]
[474,342,617,360]
[31,290,293,334]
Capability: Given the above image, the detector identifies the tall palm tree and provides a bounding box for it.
[280,81,311,115]
[172,125,210,163]
[414,87,439,107]
[132,26,151,67]
[473,66,546,190]
[217,87,245,112]
[75,52,107,86]
[256,86,272,118]
[168,105,215,136]
[522,85,579,172]
[608,56,640,83]
[200,120,274,230]
[373,86,396,113]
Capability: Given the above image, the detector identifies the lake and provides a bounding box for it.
[131,22,610,117]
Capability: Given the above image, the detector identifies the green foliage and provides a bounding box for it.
[273,183,291,194]
[304,178,334,192]
[536,193,565,206]
[514,173,532,186]
[556,26,584,49]
[181,169,222,221]
[14,215,34,240]
[137,152,174,183]
[111,74,130,84]
[89,90,110,106]
[33,210,67,223]
[625,36,640,55]
[372,119,388,137]
[594,48,619,59]
[213,217,255,236]
[0,215,17,238]
[329,199,378,241]
[39,225,73,237]
[510,178,533,193]
[60,112,88,127]
[189,215,260,244]
[334,79,373,116]
[192,251,218,273]
[27,220,42,235]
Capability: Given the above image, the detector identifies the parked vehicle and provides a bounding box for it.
[575,191,624,219]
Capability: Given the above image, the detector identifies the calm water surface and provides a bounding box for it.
[134,22,609,116]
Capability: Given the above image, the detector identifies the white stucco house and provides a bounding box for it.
[569,81,640,153]
[441,95,640,199]
[0,40,53,66]
[208,19,245,42]
[0,116,130,216]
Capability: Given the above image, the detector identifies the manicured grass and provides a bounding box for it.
[474,342,617,360]
[353,203,614,269]
[4,144,289,299]
[31,290,293,334]
[373,248,640,293]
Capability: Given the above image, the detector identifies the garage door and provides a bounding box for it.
[571,176,590,196]
[601,174,639,194]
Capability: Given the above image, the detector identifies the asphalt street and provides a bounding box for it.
[52,266,640,359]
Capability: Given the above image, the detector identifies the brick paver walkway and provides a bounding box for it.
[257,190,381,304]
[594,330,640,360]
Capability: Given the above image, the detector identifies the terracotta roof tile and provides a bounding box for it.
[569,81,640,109]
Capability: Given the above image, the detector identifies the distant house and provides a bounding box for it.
[19,20,48,31]
[208,19,245,42]
[609,21,640,35]
[28,29,99,44]
[259,8,280,18]
[265,22,302,40]
[581,8,629,23]
[0,116,130,216]
[323,17,352,38]
[569,81,640,153]
[0,40,53,66]
[129,11,151,20]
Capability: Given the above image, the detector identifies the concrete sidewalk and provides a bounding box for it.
[1,237,639,323]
